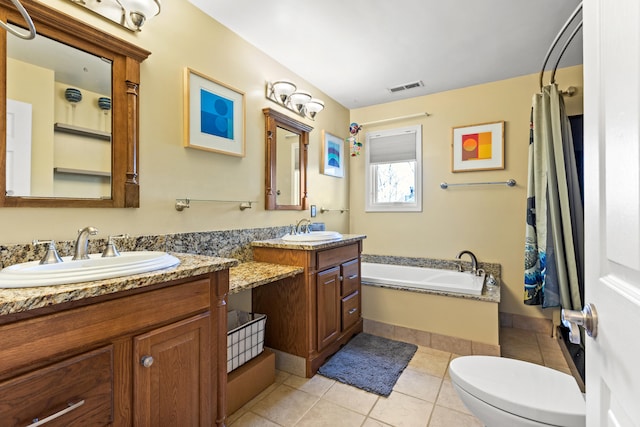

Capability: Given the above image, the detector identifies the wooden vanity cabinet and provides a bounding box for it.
[252,240,363,377]
[0,271,229,427]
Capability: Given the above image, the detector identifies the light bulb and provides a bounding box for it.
[289,91,312,114]
[272,80,297,104]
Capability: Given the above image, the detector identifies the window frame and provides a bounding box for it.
[365,125,422,212]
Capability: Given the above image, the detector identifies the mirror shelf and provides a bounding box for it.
[54,123,111,141]
[0,0,150,208]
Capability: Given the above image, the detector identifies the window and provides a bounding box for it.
[365,125,422,212]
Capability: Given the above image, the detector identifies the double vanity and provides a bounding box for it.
[0,231,365,426]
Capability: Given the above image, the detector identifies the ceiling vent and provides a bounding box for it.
[388,80,424,93]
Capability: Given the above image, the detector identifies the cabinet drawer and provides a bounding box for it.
[341,291,360,331]
[341,259,360,296]
[0,346,113,427]
[316,244,359,270]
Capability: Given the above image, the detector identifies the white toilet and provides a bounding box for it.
[449,355,585,427]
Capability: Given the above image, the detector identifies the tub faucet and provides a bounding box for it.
[456,250,478,275]
[295,218,311,234]
[73,226,99,260]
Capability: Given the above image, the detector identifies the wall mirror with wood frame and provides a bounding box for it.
[263,108,313,210]
[0,0,150,207]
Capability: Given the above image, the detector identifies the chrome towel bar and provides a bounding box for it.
[440,179,516,189]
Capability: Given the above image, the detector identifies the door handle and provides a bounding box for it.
[561,303,598,344]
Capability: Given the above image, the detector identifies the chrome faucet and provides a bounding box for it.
[456,250,478,275]
[295,218,311,234]
[73,226,99,260]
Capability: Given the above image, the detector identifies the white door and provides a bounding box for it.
[583,0,640,425]
[6,99,32,196]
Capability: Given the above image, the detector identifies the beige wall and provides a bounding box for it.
[0,0,350,243]
[3,1,583,321]
[349,65,584,319]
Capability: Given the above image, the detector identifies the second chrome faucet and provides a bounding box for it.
[73,226,99,260]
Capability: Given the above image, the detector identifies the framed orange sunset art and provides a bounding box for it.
[451,121,505,172]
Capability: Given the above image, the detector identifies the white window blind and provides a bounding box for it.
[368,131,417,164]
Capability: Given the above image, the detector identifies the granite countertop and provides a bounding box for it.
[229,261,303,294]
[251,234,366,250]
[0,253,238,316]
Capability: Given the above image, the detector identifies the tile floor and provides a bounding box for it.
[228,327,574,427]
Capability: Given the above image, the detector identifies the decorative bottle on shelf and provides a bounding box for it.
[64,87,82,125]
[98,97,111,132]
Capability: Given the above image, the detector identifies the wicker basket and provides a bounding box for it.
[227,310,266,373]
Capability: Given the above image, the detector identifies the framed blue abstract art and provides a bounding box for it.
[321,130,345,178]
[184,68,245,156]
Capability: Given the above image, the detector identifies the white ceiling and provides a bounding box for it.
[188,0,583,109]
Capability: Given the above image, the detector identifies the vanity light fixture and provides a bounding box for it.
[266,80,325,120]
[68,0,161,31]
[120,0,161,30]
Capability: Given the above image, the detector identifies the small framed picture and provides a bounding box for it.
[321,130,345,178]
[183,68,245,157]
[451,121,505,172]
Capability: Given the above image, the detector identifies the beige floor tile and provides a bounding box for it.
[501,346,544,364]
[362,418,392,427]
[322,381,379,415]
[251,384,319,427]
[408,347,451,378]
[416,345,452,359]
[284,374,335,397]
[369,392,433,427]
[393,368,442,403]
[536,332,562,351]
[427,405,483,427]
[240,383,279,411]
[227,407,248,425]
[500,328,544,364]
[239,328,579,427]
[296,399,366,427]
[435,379,472,415]
[275,369,291,384]
[500,327,538,347]
[230,411,282,427]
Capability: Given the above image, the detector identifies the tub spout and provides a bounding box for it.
[456,250,478,275]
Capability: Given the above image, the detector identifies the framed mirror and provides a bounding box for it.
[0,1,150,207]
[263,108,313,210]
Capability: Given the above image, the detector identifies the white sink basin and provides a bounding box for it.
[281,231,343,242]
[0,251,180,288]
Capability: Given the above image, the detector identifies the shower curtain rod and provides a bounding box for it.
[359,112,430,127]
[539,2,583,91]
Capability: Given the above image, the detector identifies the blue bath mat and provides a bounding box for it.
[318,333,418,397]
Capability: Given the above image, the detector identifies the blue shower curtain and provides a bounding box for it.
[524,84,584,310]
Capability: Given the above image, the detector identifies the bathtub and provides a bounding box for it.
[360,262,485,296]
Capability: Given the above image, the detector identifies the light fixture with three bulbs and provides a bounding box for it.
[266,79,325,120]
[68,0,161,31]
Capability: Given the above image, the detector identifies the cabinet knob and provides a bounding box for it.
[140,355,154,368]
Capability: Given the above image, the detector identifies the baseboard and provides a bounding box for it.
[363,318,501,356]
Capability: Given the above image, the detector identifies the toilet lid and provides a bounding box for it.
[449,356,585,427]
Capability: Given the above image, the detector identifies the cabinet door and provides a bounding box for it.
[133,312,211,427]
[316,267,340,351]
